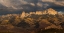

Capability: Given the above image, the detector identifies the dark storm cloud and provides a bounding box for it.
[0,0,64,9]
[0,0,64,15]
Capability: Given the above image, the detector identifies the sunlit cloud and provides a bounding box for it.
[0,0,64,11]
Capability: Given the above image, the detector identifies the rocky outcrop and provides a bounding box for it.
[20,8,58,18]
[20,11,26,19]
[46,8,58,15]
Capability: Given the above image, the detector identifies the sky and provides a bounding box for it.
[0,0,64,15]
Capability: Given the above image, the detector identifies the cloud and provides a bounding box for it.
[41,0,64,6]
[0,0,64,9]
[41,0,55,2]
[0,0,28,9]
[58,11,64,14]
[30,3,35,6]
[37,2,43,7]
[0,0,64,11]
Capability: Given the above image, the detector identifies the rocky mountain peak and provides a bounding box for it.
[20,8,59,18]
[45,8,58,15]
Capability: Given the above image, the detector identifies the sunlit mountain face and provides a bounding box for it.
[0,0,64,33]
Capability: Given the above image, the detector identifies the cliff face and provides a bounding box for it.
[45,8,58,15]
[42,8,58,15]
[20,8,58,18]
[20,11,26,19]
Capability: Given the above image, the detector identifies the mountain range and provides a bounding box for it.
[0,8,64,33]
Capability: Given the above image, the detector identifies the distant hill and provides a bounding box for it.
[0,8,64,33]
